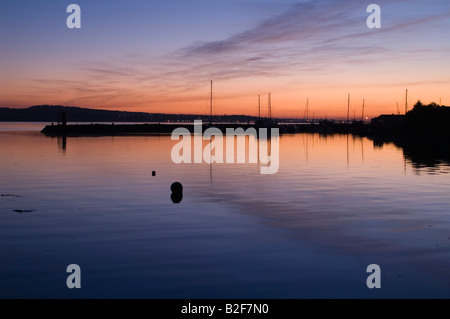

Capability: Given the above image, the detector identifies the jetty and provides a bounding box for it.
[40,122,270,136]
[39,101,449,139]
[40,120,371,136]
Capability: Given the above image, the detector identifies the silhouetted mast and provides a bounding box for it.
[303,98,309,122]
[306,98,309,121]
[362,99,365,121]
[268,93,272,119]
[347,93,350,123]
[258,95,261,118]
[405,89,408,114]
[396,101,400,115]
[210,80,213,124]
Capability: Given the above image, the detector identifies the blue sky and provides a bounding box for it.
[1,0,450,117]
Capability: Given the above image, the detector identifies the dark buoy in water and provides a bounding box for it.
[171,192,183,204]
[152,171,156,176]
[170,182,183,203]
[171,182,183,193]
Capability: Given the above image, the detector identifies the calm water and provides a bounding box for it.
[0,123,449,298]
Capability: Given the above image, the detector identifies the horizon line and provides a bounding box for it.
[3,101,445,121]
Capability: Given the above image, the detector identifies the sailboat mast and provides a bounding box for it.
[347,93,350,123]
[210,80,213,123]
[405,89,408,114]
[258,95,261,118]
[306,98,309,121]
[362,99,365,121]
[268,93,272,119]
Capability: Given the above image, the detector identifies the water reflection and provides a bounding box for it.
[57,135,67,153]
[44,129,450,176]
[1,123,450,298]
[372,138,450,173]
[170,182,183,203]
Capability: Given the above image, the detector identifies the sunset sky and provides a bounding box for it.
[1,0,449,118]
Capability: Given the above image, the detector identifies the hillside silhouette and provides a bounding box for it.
[0,105,262,123]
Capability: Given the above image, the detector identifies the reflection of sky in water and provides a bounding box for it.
[0,124,449,298]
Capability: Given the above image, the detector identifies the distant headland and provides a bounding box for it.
[0,105,268,123]
[2,103,449,140]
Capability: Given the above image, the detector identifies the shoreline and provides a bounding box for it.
[40,122,450,142]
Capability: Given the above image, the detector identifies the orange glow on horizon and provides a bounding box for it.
[2,79,448,120]
[2,1,449,119]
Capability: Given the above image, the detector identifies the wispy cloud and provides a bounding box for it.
[13,0,450,112]
[183,0,358,57]
[171,0,450,83]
